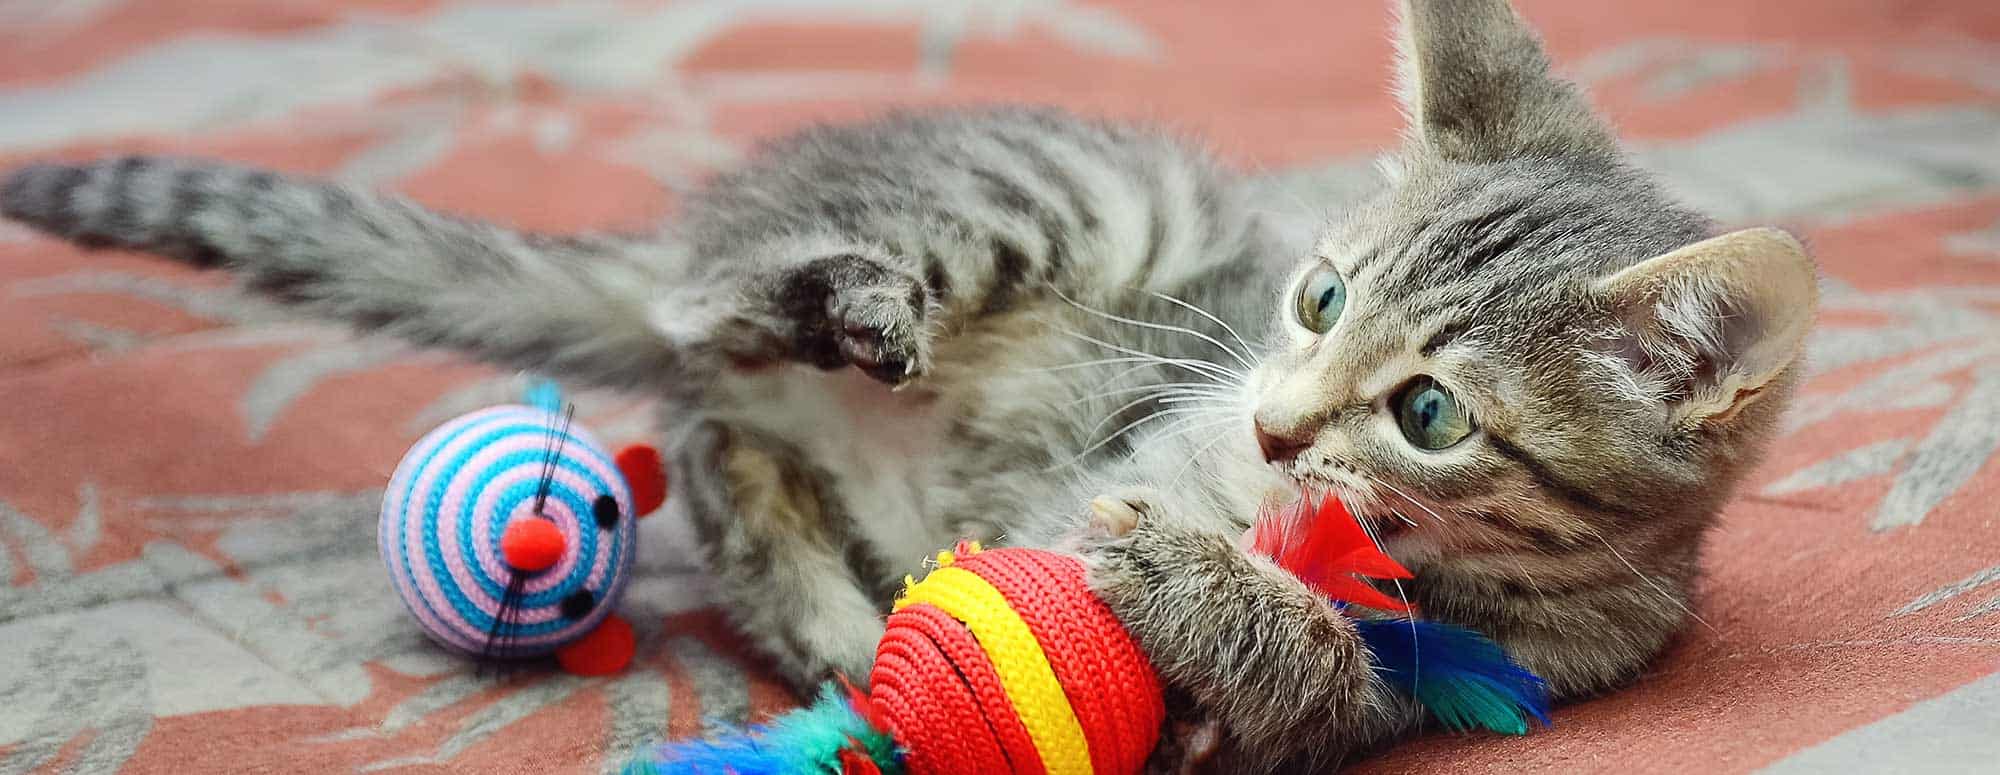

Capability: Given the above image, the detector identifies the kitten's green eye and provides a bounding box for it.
[1294,265,1347,334]
[1394,376,1475,451]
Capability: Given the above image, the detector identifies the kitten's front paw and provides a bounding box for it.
[773,254,931,385]
[1072,487,1192,603]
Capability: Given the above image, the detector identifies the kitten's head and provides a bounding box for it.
[1248,1,1817,582]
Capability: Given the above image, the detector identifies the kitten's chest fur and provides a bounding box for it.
[724,365,958,565]
[688,293,1270,585]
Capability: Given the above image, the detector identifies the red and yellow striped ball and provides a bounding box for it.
[868,544,1164,775]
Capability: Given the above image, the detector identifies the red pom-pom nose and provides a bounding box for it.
[501,517,566,572]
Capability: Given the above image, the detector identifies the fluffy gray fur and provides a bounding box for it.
[2,1,1818,771]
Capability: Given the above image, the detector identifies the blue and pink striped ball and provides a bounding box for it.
[379,404,637,657]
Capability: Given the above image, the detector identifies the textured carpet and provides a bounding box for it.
[1,1,1997,772]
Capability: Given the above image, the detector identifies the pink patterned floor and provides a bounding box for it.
[2,1,1997,772]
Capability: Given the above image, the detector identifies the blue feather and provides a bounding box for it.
[631,685,902,775]
[524,378,564,414]
[1354,618,1551,735]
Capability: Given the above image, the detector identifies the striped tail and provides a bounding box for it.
[2,156,679,390]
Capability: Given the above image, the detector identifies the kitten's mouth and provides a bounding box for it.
[1362,512,1411,539]
[1275,469,1416,541]
[1272,465,1432,543]
[1339,506,1413,548]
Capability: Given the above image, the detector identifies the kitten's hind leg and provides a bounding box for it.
[677,423,886,690]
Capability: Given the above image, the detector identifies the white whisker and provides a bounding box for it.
[1050,286,1255,370]
[1167,420,1245,489]
[1142,288,1260,363]
[1376,479,1450,525]
[1055,328,1244,385]
[1081,388,1231,437]
[1587,529,1720,635]
[1063,381,1231,408]
[1349,510,1422,643]
[1085,360,1184,392]
[1023,356,1167,375]
[1354,510,1386,551]
[1157,394,1232,406]
[1047,406,1219,472]
[1389,576,1420,683]
[1092,412,1233,478]
[1150,413,1234,453]
[1503,553,1570,640]
[1163,415,1239,444]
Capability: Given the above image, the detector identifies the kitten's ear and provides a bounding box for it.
[1394,0,1615,161]
[1594,228,1820,425]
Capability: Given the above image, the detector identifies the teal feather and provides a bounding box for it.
[631,684,902,774]
[1354,618,1550,735]
[524,378,564,414]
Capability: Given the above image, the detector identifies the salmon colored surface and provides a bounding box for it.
[2,1,1998,772]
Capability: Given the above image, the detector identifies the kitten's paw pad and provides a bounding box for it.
[778,254,930,385]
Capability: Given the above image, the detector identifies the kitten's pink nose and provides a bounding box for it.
[1254,421,1313,464]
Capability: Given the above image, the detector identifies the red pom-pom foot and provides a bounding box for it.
[615,444,669,517]
[556,613,635,676]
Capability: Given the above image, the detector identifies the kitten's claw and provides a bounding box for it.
[1075,488,1164,552]
[829,301,923,384]
[1089,495,1145,537]
[777,254,930,386]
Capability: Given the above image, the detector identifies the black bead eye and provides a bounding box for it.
[592,494,620,530]
[560,589,596,619]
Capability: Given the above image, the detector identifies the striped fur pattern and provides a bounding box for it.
[1,1,1817,771]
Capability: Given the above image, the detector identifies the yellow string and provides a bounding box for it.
[895,566,1093,775]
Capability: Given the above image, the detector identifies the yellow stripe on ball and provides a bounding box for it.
[894,566,1094,775]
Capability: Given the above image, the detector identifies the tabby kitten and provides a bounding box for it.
[2,0,1816,771]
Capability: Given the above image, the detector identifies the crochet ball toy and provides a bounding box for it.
[642,542,1161,775]
[379,384,668,676]
[873,544,1163,775]
[637,498,1550,775]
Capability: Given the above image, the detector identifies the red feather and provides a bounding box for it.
[837,674,894,735]
[837,743,885,775]
[1248,496,1414,613]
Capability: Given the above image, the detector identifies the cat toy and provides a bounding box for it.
[633,497,1548,774]
[379,382,669,676]
[1247,497,1553,736]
